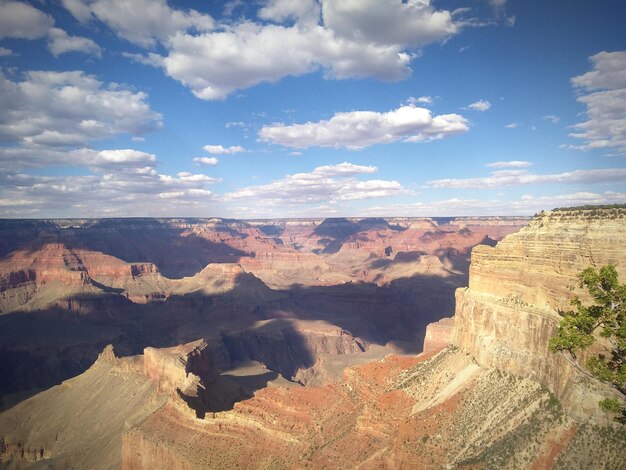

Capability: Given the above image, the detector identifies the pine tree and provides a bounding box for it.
[549,265,626,422]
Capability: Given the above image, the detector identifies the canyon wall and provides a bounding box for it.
[453,207,626,421]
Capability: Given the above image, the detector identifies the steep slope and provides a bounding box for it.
[0,347,165,469]
[119,347,625,469]
[453,207,626,421]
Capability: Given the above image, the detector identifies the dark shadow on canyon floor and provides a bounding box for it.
[177,370,280,416]
[0,269,466,412]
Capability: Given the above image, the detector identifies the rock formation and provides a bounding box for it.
[453,207,626,421]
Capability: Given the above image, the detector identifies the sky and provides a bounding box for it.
[0,0,625,218]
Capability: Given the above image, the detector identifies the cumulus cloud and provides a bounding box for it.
[0,1,53,39]
[571,51,626,90]
[407,96,433,105]
[259,104,468,149]
[486,160,533,168]
[193,156,219,166]
[505,122,519,128]
[313,162,377,176]
[568,51,626,156]
[321,0,456,47]
[203,144,245,155]
[225,162,407,204]
[467,99,491,111]
[62,0,214,48]
[0,147,159,171]
[61,0,93,23]
[0,69,162,147]
[0,47,14,57]
[116,0,462,99]
[48,27,102,57]
[0,143,221,217]
[425,168,626,189]
[158,23,413,100]
[0,165,220,217]
[258,0,320,24]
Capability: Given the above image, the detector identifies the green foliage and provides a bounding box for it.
[552,204,626,212]
[600,398,622,413]
[549,265,626,420]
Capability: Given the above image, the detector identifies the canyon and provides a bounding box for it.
[1,210,625,468]
[0,215,526,403]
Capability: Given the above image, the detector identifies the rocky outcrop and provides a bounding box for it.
[120,347,626,469]
[143,341,206,395]
[423,316,454,353]
[453,207,626,421]
[0,345,164,470]
[222,320,367,382]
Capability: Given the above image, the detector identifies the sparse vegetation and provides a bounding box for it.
[549,265,626,422]
[552,204,626,212]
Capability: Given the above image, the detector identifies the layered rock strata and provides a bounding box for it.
[453,207,626,421]
[120,348,626,469]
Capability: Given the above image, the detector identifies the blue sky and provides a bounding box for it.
[0,0,625,218]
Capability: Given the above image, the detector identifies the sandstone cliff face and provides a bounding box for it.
[453,208,626,421]
[119,347,626,469]
[422,316,454,353]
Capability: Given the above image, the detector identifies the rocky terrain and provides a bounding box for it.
[454,207,626,421]
[0,216,526,405]
[2,210,625,469]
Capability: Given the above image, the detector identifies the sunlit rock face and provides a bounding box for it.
[453,207,626,421]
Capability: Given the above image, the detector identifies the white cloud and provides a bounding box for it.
[122,52,164,67]
[0,1,53,39]
[568,51,626,156]
[542,114,560,124]
[93,149,155,166]
[312,162,377,176]
[259,104,468,149]
[225,161,407,204]
[0,147,158,171]
[175,172,220,183]
[467,99,491,111]
[0,47,14,57]
[63,0,215,48]
[321,0,457,48]
[117,0,462,100]
[426,168,626,189]
[203,144,245,155]
[571,51,626,90]
[0,69,162,147]
[258,0,320,24]
[61,0,93,23]
[48,28,102,57]
[505,122,519,128]
[193,156,219,166]
[407,96,433,105]
[225,121,246,128]
[0,164,221,217]
[486,160,533,168]
[159,23,413,100]
[361,191,626,217]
